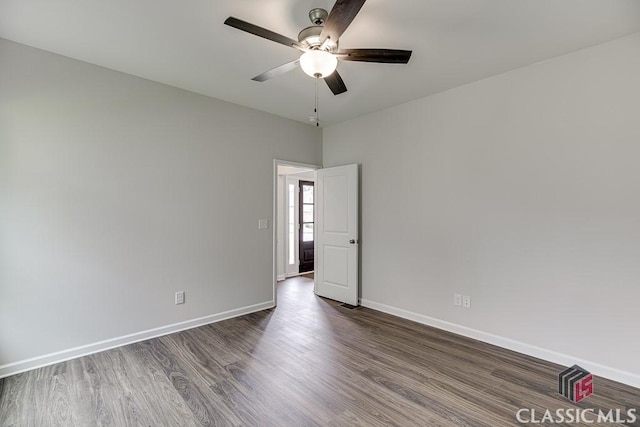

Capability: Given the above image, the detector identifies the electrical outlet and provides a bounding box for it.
[453,293,462,307]
[175,291,185,305]
[462,295,471,309]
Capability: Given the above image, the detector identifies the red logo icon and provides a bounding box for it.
[559,365,593,403]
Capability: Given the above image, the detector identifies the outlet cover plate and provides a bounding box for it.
[462,295,471,308]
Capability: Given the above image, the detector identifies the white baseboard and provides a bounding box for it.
[360,299,640,389]
[0,301,274,379]
[276,274,286,281]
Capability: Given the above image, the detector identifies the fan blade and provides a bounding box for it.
[320,0,367,43]
[324,70,347,95]
[224,17,304,51]
[337,49,412,64]
[252,60,300,82]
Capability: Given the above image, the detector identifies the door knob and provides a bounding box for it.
[349,239,356,244]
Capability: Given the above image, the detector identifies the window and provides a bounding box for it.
[301,183,314,242]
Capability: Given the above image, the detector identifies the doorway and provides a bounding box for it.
[273,160,319,305]
[273,160,360,307]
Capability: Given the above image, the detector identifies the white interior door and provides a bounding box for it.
[315,164,359,305]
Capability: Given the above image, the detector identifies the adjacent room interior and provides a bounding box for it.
[1,0,639,425]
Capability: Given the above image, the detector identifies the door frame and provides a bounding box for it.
[272,159,321,306]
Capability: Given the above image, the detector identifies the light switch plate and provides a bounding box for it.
[175,291,185,305]
[454,294,462,307]
[258,219,269,229]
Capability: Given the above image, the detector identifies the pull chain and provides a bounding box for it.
[314,73,320,127]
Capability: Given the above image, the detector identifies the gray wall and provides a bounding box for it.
[0,38,322,371]
[324,33,640,385]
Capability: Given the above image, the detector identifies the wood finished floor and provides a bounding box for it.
[1,275,638,426]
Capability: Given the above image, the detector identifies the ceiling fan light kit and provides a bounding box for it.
[224,0,412,96]
[300,50,338,78]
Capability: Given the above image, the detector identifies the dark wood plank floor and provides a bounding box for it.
[1,275,638,426]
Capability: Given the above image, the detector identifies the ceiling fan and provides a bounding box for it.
[224,0,412,95]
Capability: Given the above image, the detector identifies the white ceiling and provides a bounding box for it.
[1,0,639,126]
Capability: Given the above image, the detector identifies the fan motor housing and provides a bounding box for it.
[298,25,338,51]
[298,8,337,51]
[298,26,322,48]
